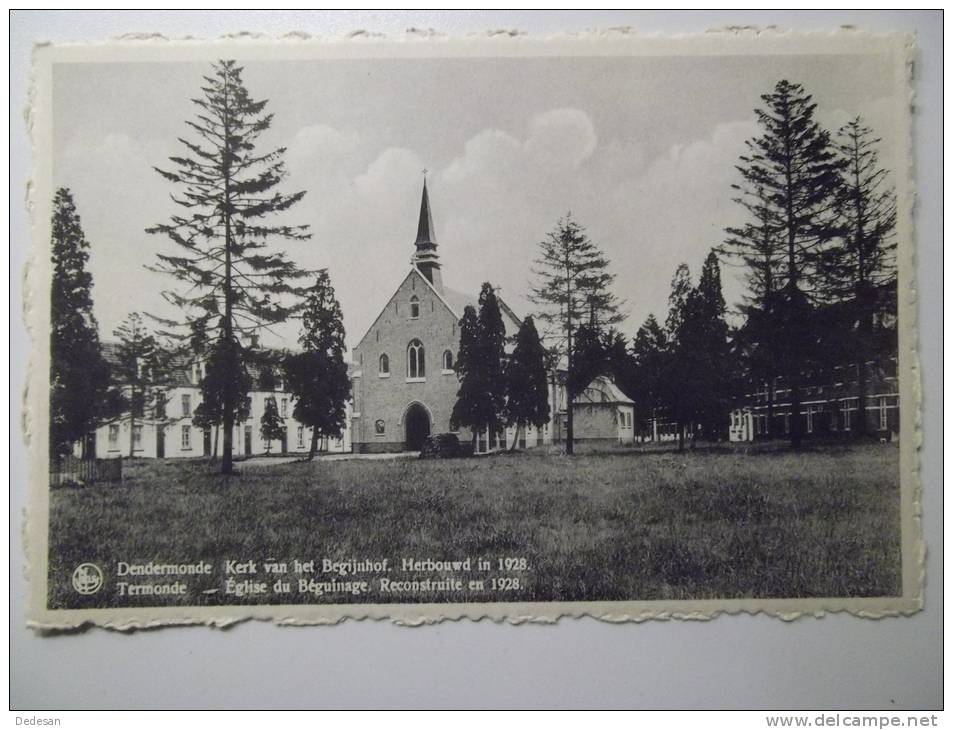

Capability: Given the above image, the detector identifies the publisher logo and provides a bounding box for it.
[71,563,104,595]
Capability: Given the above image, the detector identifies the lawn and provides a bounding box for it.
[46,443,902,609]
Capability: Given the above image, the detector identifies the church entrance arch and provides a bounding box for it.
[404,402,431,451]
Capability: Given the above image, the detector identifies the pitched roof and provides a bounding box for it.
[429,279,522,339]
[576,375,635,406]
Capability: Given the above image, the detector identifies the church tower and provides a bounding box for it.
[412,177,443,292]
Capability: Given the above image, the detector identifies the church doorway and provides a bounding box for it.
[404,403,431,451]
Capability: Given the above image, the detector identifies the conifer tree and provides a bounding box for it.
[477,282,507,433]
[686,252,731,441]
[820,117,897,437]
[503,316,551,450]
[630,314,668,441]
[112,313,168,458]
[147,59,311,474]
[259,396,284,455]
[732,80,844,447]
[50,188,111,458]
[661,263,697,451]
[450,283,507,451]
[450,305,481,451]
[283,271,351,460]
[530,214,622,454]
[192,335,252,460]
[721,184,785,437]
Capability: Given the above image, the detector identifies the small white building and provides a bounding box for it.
[570,375,636,446]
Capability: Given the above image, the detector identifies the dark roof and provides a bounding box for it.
[439,285,522,339]
[99,340,294,389]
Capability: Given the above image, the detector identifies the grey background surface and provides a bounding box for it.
[10,10,942,710]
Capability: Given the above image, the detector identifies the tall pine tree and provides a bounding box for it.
[530,214,621,454]
[819,117,897,437]
[147,59,311,474]
[283,271,351,460]
[732,80,843,447]
[722,184,785,437]
[503,316,551,449]
[50,188,111,458]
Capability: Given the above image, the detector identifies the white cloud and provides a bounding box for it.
[524,108,598,169]
[291,124,360,162]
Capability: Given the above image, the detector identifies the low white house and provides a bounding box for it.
[570,375,636,446]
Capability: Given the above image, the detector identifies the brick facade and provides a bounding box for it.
[351,268,474,452]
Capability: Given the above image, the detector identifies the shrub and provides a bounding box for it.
[419,433,461,459]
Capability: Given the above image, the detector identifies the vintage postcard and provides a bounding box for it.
[24,30,921,629]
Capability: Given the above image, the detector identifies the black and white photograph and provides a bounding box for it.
[25,30,919,628]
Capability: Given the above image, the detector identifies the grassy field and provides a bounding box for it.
[47,443,902,609]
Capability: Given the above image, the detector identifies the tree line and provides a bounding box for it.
[49,65,897,469]
[474,79,897,454]
[50,61,350,472]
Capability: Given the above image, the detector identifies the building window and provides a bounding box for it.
[375,419,385,435]
[379,353,390,376]
[181,394,191,417]
[410,296,420,319]
[407,339,425,379]
[281,398,288,418]
[297,425,305,448]
[181,425,192,450]
[108,424,119,447]
[133,424,143,449]
[879,396,888,430]
[442,350,453,371]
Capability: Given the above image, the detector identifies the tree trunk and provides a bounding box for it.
[677,420,685,453]
[209,425,219,463]
[220,72,235,476]
[856,357,868,438]
[128,384,137,458]
[765,378,774,440]
[508,423,521,452]
[308,429,319,461]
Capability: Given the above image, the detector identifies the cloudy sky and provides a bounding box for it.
[52,51,898,352]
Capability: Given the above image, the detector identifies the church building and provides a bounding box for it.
[350,180,532,453]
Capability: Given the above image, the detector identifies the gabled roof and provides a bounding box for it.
[439,283,522,339]
[353,266,524,353]
[576,375,635,406]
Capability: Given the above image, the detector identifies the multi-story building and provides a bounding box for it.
[83,346,351,460]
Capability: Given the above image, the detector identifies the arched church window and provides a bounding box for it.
[442,350,453,371]
[410,295,420,319]
[407,339,425,379]
[379,353,389,375]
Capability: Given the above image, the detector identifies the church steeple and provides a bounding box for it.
[412,174,442,291]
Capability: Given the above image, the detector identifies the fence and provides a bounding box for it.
[49,455,123,487]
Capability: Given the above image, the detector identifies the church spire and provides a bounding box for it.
[412,173,442,291]
[415,174,436,246]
